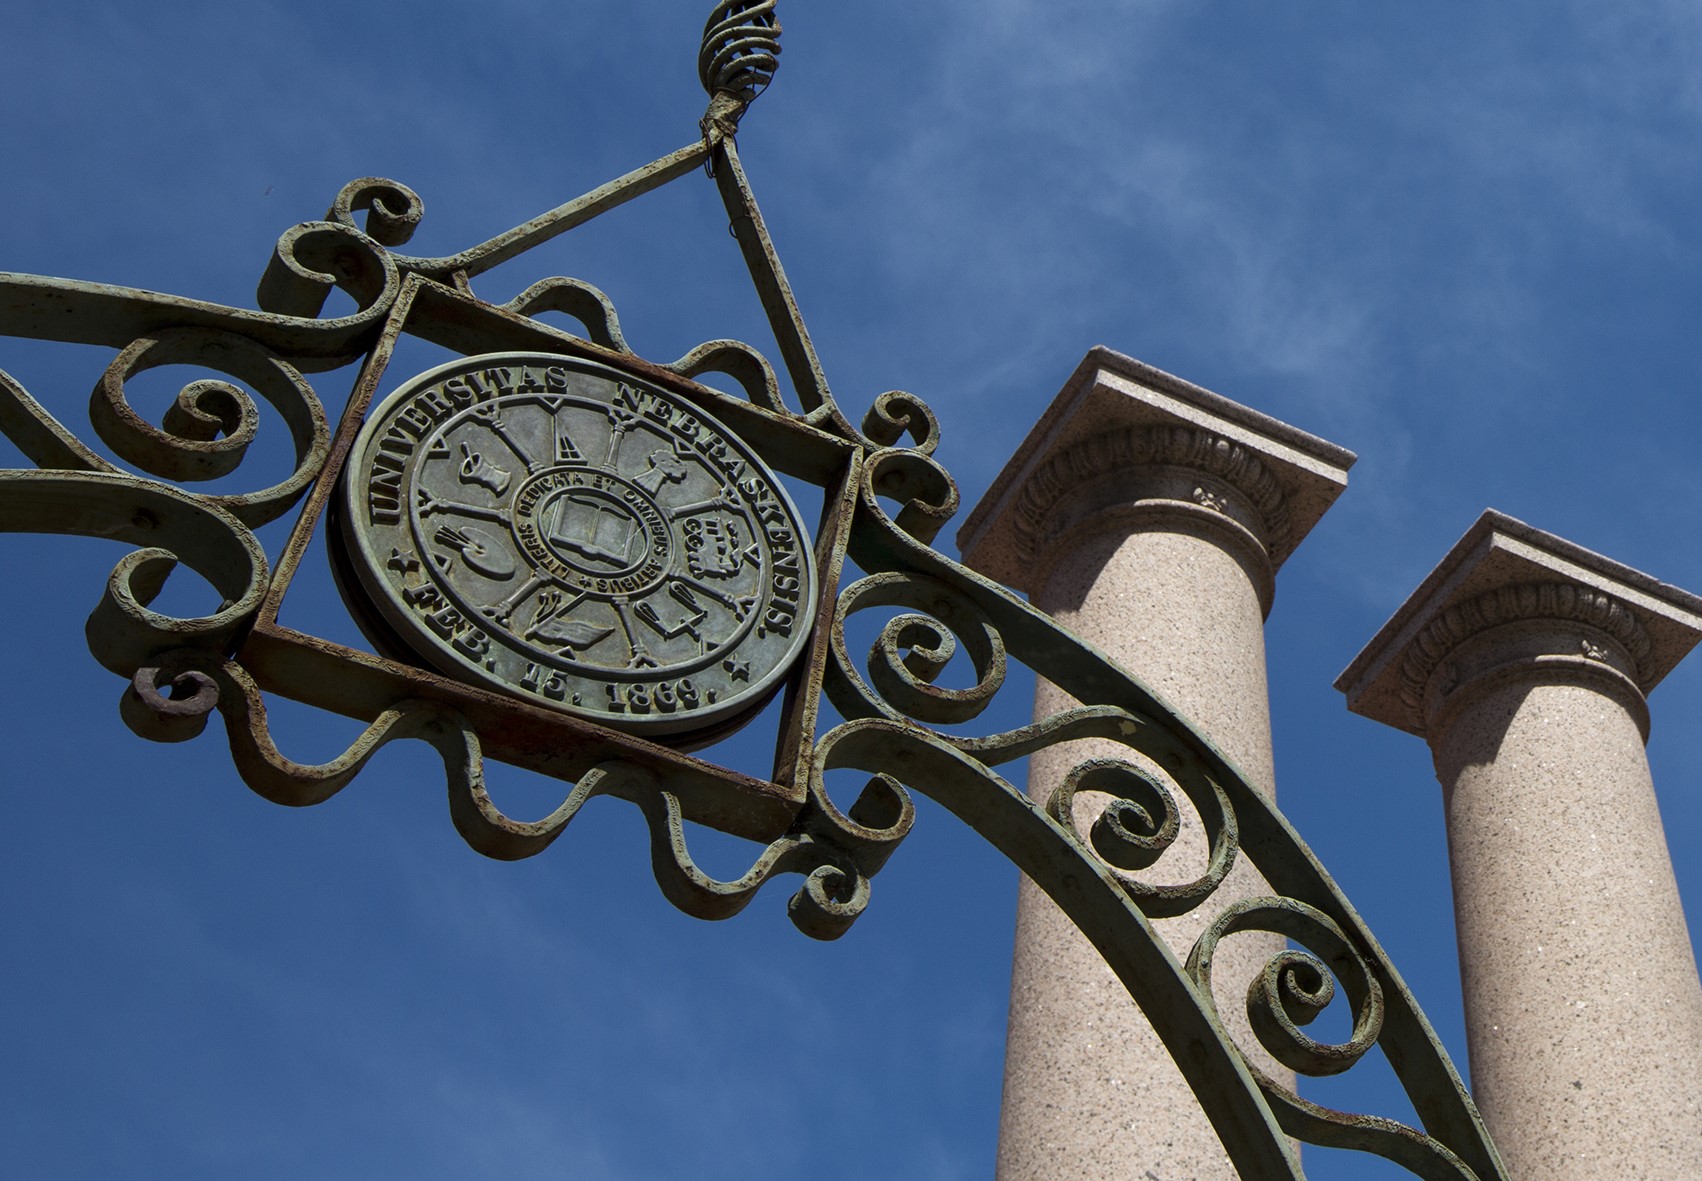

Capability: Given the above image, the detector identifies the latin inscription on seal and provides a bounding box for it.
[336,352,817,737]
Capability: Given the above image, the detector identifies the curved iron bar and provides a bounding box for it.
[0,468,268,676]
[0,219,400,372]
[664,338,786,414]
[831,443,1508,1178]
[816,715,1305,1178]
[495,275,792,416]
[2,336,329,530]
[119,649,901,943]
[861,390,941,456]
[500,277,634,354]
[1050,753,1239,920]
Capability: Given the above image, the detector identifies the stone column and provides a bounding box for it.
[958,347,1353,1180]
[1336,510,1702,1179]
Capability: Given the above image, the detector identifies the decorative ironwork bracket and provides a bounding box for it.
[0,3,1508,1177]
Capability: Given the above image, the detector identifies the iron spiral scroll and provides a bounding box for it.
[0,4,1508,1177]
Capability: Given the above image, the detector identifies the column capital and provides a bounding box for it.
[1336,510,1702,742]
[956,347,1354,600]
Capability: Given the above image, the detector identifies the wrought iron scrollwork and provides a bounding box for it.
[1188,899,1489,1178]
[1051,756,1239,918]
[0,468,268,672]
[0,3,1510,1178]
[819,423,1505,1176]
[91,329,329,526]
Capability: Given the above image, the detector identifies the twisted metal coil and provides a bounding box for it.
[699,0,781,100]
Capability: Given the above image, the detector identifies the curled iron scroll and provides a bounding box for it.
[89,329,329,526]
[826,569,1006,728]
[0,469,268,675]
[1049,756,1239,920]
[0,217,399,371]
[326,177,426,248]
[1188,899,1484,1179]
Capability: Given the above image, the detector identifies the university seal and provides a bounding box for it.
[334,352,817,738]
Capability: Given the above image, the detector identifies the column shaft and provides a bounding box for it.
[959,349,1353,1181]
[1434,673,1702,1178]
[1336,511,1702,1180]
[997,523,1283,1180]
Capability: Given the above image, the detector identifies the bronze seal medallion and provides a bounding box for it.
[335,352,816,738]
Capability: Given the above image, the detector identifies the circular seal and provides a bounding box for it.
[334,352,817,738]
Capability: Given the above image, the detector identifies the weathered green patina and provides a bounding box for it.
[0,4,1507,1176]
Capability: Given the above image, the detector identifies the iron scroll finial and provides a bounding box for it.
[699,1,782,105]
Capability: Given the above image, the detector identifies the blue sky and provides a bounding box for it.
[4,3,1701,1178]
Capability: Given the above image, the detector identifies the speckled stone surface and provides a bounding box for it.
[1337,511,1702,1180]
[960,350,1353,1181]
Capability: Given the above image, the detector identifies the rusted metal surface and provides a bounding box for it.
[0,4,1510,1177]
[700,1,781,102]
